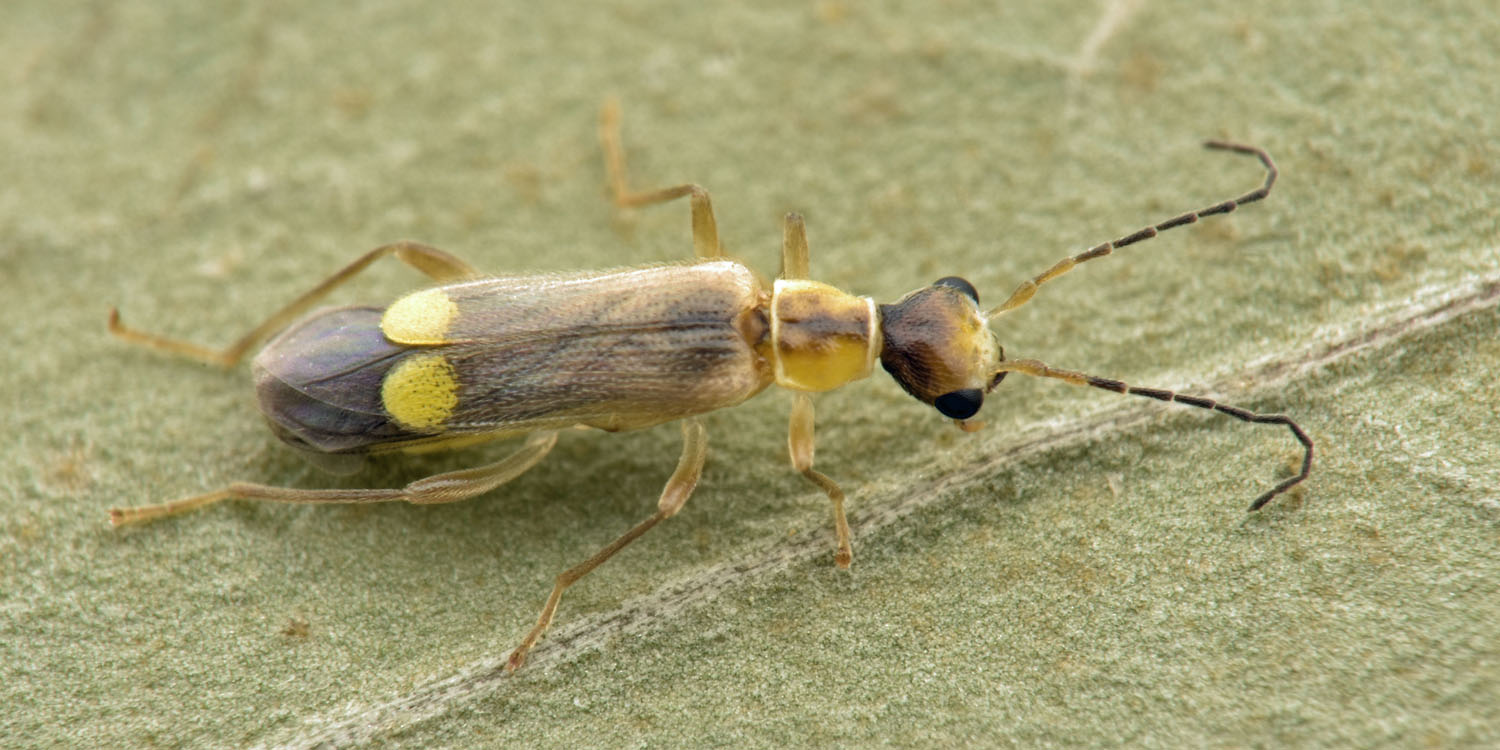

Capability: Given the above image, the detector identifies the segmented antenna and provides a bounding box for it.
[1085,375,1311,510]
[990,358,1312,510]
[986,144,1309,510]
[989,141,1277,318]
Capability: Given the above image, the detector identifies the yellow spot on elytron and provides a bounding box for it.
[382,288,458,345]
[382,353,459,430]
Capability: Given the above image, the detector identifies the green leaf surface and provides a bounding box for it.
[3,1,1497,747]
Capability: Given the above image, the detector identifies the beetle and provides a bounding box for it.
[108,101,1311,670]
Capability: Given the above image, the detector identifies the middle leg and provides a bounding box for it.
[506,417,710,671]
[598,99,723,260]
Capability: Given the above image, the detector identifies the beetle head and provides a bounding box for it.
[877,276,1005,424]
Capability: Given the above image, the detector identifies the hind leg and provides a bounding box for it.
[109,241,482,367]
[108,432,559,525]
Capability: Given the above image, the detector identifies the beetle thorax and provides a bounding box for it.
[768,279,879,392]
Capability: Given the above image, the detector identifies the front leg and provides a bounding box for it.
[789,392,853,568]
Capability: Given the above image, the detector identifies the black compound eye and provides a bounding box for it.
[934,388,984,419]
[932,276,979,304]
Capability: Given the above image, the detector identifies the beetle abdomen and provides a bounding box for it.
[252,306,425,456]
[251,262,776,462]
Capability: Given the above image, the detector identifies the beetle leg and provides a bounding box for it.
[788,393,852,569]
[107,431,558,525]
[779,212,810,280]
[598,98,722,260]
[506,418,708,671]
[109,241,482,368]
